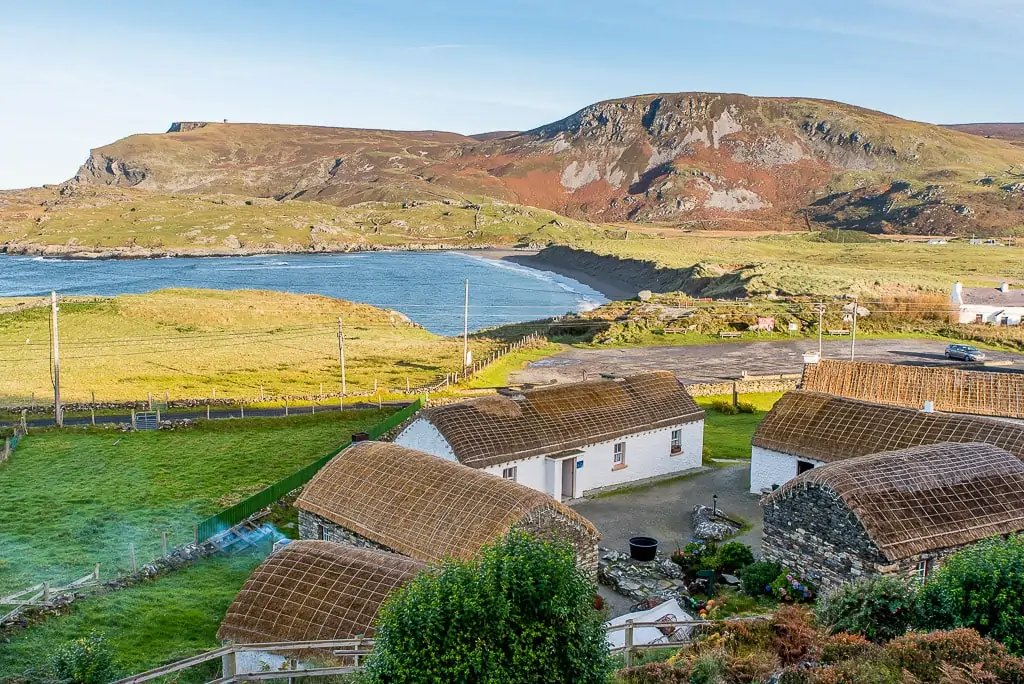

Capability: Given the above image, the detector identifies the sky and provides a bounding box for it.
[1,0,1022,189]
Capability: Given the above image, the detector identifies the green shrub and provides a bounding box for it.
[687,649,727,684]
[919,535,1024,654]
[770,570,815,603]
[710,399,739,415]
[717,542,755,572]
[365,531,611,683]
[736,401,757,414]
[49,633,119,684]
[815,575,920,643]
[739,561,781,597]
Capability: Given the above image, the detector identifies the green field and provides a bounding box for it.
[696,393,783,462]
[0,409,389,596]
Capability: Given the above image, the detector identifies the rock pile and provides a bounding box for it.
[598,547,689,609]
[692,505,741,541]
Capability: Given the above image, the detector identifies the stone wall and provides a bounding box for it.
[685,378,799,397]
[512,506,600,579]
[297,510,397,554]
[761,486,890,591]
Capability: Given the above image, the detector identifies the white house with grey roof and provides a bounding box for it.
[952,281,1024,326]
[394,371,705,501]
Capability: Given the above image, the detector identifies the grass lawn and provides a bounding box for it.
[0,555,262,682]
[696,393,784,462]
[464,343,564,389]
[0,409,390,596]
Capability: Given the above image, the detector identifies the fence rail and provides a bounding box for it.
[196,398,424,542]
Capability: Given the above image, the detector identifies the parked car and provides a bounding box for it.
[945,344,986,362]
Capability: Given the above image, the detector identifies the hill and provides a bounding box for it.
[57,93,1024,236]
[944,123,1024,148]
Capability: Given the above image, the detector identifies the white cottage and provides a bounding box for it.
[952,281,1024,326]
[749,390,1024,493]
[395,371,705,501]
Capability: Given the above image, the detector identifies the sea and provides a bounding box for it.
[0,252,607,336]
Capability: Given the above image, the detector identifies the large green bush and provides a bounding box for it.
[739,561,781,597]
[717,542,754,572]
[919,535,1024,654]
[364,531,611,683]
[49,633,119,684]
[814,575,920,643]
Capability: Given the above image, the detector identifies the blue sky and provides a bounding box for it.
[1,0,1021,189]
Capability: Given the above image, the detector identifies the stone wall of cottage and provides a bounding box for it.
[512,506,600,579]
[297,510,397,554]
[761,487,891,592]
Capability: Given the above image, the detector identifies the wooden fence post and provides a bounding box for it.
[284,399,289,417]
[43,581,50,604]
[90,408,95,426]
[129,543,137,574]
[624,619,634,667]
[21,409,27,433]
[311,400,315,415]
[156,408,161,423]
[194,525,199,545]
[222,650,237,679]
[162,531,168,557]
[131,410,137,430]
[94,563,100,581]
[240,404,244,419]
[206,404,211,420]
[147,392,152,410]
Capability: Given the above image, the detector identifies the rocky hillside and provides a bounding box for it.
[51,93,1024,236]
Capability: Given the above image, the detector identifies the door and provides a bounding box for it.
[561,459,575,500]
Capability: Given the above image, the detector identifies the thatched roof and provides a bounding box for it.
[802,359,1024,419]
[753,391,1024,463]
[295,441,598,564]
[764,443,1024,559]
[217,541,424,644]
[416,371,704,468]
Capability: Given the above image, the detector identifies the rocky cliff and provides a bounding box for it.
[67,93,1024,235]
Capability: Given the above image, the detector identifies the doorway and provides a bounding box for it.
[797,460,815,475]
[561,459,576,500]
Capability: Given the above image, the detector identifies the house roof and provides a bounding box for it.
[802,359,1024,419]
[295,441,598,564]
[764,443,1024,560]
[961,286,1024,307]
[415,371,704,468]
[217,541,424,644]
[752,391,1024,463]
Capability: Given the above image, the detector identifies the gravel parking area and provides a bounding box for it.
[511,339,1023,385]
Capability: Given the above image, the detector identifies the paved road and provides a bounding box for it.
[511,339,1024,385]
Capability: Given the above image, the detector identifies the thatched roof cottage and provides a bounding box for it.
[394,371,705,501]
[218,541,423,645]
[295,441,601,575]
[761,442,1024,589]
[802,359,1024,420]
[749,391,1024,493]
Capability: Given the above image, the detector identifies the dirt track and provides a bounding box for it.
[510,338,1024,385]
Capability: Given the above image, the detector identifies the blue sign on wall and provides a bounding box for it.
[576,460,584,469]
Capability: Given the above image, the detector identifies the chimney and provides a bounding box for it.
[922,400,935,414]
[952,281,963,300]
[1000,282,1011,293]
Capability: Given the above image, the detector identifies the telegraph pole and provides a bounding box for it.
[50,291,62,427]
[850,297,859,361]
[462,279,470,374]
[337,317,346,396]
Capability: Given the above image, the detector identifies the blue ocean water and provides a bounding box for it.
[0,252,606,336]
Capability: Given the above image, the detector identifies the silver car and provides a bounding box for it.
[945,344,986,362]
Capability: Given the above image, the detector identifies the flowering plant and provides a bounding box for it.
[770,570,815,603]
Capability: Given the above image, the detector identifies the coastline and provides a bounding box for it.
[501,252,636,301]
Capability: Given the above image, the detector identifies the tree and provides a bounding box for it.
[919,535,1024,654]
[364,531,611,683]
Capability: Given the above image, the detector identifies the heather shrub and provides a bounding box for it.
[919,535,1024,654]
[815,575,920,643]
[739,561,781,597]
[770,605,820,666]
[884,628,1024,684]
[717,542,755,572]
[816,632,880,665]
[725,648,780,683]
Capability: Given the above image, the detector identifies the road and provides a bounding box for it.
[510,338,1024,385]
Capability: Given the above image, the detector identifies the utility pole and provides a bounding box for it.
[462,279,470,374]
[337,317,347,396]
[815,302,824,358]
[50,291,62,427]
[850,297,859,361]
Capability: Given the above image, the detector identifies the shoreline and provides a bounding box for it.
[501,253,637,301]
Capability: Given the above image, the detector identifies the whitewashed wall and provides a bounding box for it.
[394,418,457,461]
[482,456,548,493]
[957,305,1024,325]
[749,447,825,493]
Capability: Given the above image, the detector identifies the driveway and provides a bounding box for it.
[574,463,762,558]
[511,338,1024,385]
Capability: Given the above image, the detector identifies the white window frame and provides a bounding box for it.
[317,523,330,541]
[502,466,518,481]
[670,429,682,453]
[613,442,626,465]
[916,558,933,580]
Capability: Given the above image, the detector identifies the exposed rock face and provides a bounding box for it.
[64,92,1024,235]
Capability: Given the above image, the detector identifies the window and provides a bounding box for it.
[613,442,626,466]
[317,524,330,541]
[797,460,815,475]
[502,466,518,481]
[916,558,933,580]
[975,314,984,324]
[670,429,682,454]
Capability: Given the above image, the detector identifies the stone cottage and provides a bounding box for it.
[801,358,1024,421]
[295,441,601,576]
[394,371,705,501]
[761,442,1024,591]
[749,390,1024,493]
